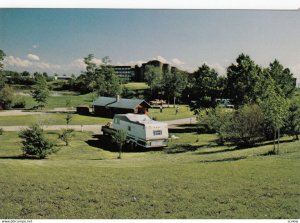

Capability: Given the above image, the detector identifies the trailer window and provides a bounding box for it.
[153,130,162,136]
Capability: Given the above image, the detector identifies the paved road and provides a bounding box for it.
[0,117,197,134]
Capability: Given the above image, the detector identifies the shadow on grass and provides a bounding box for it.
[0,155,42,160]
[199,156,247,163]
[85,134,164,153]
[169,124,214,134]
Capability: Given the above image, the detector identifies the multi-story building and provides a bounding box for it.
[111,60,179,82]
[112,66,135,83]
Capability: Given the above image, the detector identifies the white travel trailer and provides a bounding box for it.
[102,113,169,148]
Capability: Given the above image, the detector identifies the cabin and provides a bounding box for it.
[92,96,151,118]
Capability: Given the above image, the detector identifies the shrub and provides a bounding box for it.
[202,104,265,147]
[12,96,26,108]
[0,128,3,135]
[225,104,265,147]
[0,85,15,109]
[19,124,54,159]
[59,128,74,146]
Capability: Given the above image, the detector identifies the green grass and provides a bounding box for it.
[0,113,110,126]
[22,92,94,109]
[149,105,194,121]
[0,105,194,126]
[0,130,299,219]
[123,82,149,90]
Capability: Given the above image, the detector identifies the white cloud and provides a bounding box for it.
[153,55,168,63]
[71,58,86,69]
[32,44,39,49]
[4,55,61,72]
[92,58,102,65]
[70,57,102,70]
[4,56,32,68]
[27,54,40,61]
[171,58,185,66]
[211,63,227,76]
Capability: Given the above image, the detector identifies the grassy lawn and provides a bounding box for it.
[0,113,110,126]
[22,92,94,110]
[0,105,195,126]
[148,105,194,121]
[123,82,149,90]
[0,130,299,219]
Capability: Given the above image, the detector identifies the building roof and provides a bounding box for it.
[92,96,151,109]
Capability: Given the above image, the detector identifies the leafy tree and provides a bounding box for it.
[76,54,121,96]
[190,64,219,109]
[284,102,300,140]
[162,69,187,106]
[226,54,262,107]
[31,75,50,109]
[0,49,5,71]
[268,60,296,98]
[144,65,162,98]
[112,129,127,159]
[202,106,233,145]
[59,128,74,146]
[19,124,54,159]
[259,81,289,154]
[0,85,15,109]
[0,49,6,89]
[225,104,265,147]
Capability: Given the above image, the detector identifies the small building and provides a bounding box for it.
[92,96,151,118]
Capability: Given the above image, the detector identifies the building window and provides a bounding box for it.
[153,130,162,136]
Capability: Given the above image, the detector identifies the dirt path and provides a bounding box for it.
[0,125,102,134]
[0,110,44,116]
[0,117,197,134]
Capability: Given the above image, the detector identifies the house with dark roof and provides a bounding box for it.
[92,95,151,118]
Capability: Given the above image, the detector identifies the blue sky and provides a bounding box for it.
[1,9,300,81]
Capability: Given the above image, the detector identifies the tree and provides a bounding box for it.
[65,113,72,128]
[225,104,265,147]
[190,64,219,109]
[112,129,127,159]
[0,85,15,109]
[226,54,262,107]
[76,54,121,96]
[31,75,50,109]
[0,49,6,89]
[268,60,296,98]
[59,128,74,146]
[162,69,187,106]
[259,81,289,154]
[284,102,300,140]
[144,65,162,98]
[202,106,233,145]
[0,49,5,71]
[19,124,54,159]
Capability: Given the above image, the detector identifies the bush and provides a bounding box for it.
[0,128,3,135]
[12,96,26,108]
[225,104,265,147]
[19,124,54,159]
[202,104,265,147]
[201,106,233,145]
[0,85,15,109]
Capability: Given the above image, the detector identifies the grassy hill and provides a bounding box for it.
[0,130,299,219]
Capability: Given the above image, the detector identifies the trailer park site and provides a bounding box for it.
[0,82,299,219]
